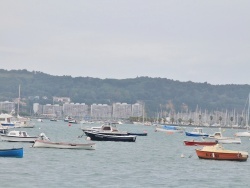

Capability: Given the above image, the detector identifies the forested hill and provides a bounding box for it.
[0,69,249,116]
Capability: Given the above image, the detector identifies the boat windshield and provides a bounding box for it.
[214,132,221,137]
[102,126,111,131]
[194,128,202,133]
[22,132,27,137]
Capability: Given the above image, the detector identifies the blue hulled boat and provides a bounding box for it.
[0,147,23,158]
[185,128,209,137]
[155,124,184,133]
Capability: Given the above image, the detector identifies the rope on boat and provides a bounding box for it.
[77,134,84,138]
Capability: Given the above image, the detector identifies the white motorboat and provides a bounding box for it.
[14,119,35,128]
[0,113,15,127]
[32,140,96,150]
[235,131,250,137]
[82,123,128,135]
[0,130,39,142]
[81,126,102,132]
[68,119,78,124]
[37,119,43,122]
[32,133,96,150]
[207,131,241,144]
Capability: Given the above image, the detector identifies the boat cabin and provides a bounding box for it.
[193,128,203,133]
[7,130,30,137]
[100,124,119,132]
[209,132,222,138]
[0,113,15,126]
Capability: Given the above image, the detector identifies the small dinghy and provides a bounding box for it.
[0,148,23,158]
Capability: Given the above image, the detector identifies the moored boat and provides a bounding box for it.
[155,125,184,133]
[127,132,147,136]
[185,128,209,137]
[64,116,73,122]
[84,131,136,142]
[1,130,39,142]
[195,144,248,161]
[207,130,241,144]
[50,118,58,122]
[81,123,147,136]
[234,130,250,137]
[13,115,34,128]
[0,147,23,158]
[68,119,78,124]
[0,113,15,127]
[32,140,96,150]
[82,124,128,136]
[184,140,217,146]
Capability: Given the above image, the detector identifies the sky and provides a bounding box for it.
[1,1,250,85]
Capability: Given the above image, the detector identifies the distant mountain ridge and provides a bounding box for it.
[0,69,249,116]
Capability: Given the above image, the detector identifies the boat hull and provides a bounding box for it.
[235,131,250,137]
[184,140,217,146]
[196,149,248,161]
[127,132,147,136]
[156,127,183,133]
[84,131,136,142]
[1,135,38,143]
[0,148,23,158]
[32,140,96,150]
[1,123,15,126]
[217,138,241,144]
[185,132,209,137]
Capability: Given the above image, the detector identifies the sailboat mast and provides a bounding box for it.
[17,84,20,116]
[247,93,250,127]
[142,102,145,124]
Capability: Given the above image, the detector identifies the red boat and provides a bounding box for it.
[195,144,248,161]
[184,140,217,146]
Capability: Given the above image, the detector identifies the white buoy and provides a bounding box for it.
[86,137,91,141]
[181,154,185,158]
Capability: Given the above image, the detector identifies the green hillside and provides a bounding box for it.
[0,69,249,116]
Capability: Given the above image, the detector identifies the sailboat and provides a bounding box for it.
[14,85,35,128]
[235,93,250,137]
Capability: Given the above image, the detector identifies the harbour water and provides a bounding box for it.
[1,121,250,188]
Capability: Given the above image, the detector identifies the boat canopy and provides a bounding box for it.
[8,131,29,137]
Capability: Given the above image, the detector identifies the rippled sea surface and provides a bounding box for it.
[1,121,250,188]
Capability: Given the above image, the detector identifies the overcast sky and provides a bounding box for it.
[1,1,250,85]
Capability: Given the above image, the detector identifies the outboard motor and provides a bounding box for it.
[39,133,50,141]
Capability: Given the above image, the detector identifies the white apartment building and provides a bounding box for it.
[112,103,132,119]
[90,104,112,119]
[33,103,43,115]
[42,104,63,117]
[63,103,88,118]
[132,103,143,117]
[33,101,144,119]
[0,101,15,113]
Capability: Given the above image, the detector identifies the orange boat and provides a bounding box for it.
[184,140,217,146]
[195,144,248,161]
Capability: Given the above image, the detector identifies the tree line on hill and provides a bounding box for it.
[0,69,249,117]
